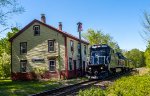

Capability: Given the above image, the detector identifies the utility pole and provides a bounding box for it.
[77,22,83,76]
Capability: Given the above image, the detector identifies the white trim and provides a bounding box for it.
[48,40,55,52]
[49,60,56,72]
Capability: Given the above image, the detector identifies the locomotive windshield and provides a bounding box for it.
[90,45,111,65]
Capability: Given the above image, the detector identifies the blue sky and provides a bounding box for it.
[1,0,150,51]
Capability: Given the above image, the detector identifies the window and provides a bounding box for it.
[33,25,40,36]
[84,45,86,55]
[78,43,81,54]
[20,42,27,54]
[20,60,27,72]
[69,58,72,70]
[70,40,74,51]
[49,60,56,72]
[48,40,55,52]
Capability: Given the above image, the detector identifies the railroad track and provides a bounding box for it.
[31,80,98,96]
[31,71,131,96]
[67,71,132,96]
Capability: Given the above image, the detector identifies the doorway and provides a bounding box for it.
[83,61,85,75]
[73,60,77,77]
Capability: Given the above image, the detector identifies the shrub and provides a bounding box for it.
[0,52,10,79]
[33,67,48,80]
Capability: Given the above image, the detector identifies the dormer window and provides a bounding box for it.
[33,25,40,36]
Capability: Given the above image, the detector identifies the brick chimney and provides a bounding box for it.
[58,22,62,31]
[41,14,46,23]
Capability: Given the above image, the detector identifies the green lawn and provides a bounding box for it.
[0,77,88,96]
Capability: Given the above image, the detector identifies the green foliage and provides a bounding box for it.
[0,27,19,79]
[141,12,150,68]
[107,75,150,96]
[0,27,18,55]
[33,67,47,80]
[79,75,150,96]
[0,51,10,79]
[123,49,145,68]
[144,42,150,68]
[82,29,121,52]
[79,87,105,96]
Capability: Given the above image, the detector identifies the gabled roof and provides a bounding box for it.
[9,19,89,44]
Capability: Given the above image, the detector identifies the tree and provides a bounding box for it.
[0,27,19,79]
[0,51,10,79]
[141,11,150,68]
[144,42,150,68]
[0,27,18,55]
[82,29,121,52]
[0,0,24,26]
[124,49,145,68]
[0,0,24,34]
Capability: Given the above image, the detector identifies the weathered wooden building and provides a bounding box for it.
[9,14,89,80]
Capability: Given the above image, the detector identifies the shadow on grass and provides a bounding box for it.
[0,80,62,96]
[0,77,88,96]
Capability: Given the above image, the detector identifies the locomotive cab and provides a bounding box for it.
[86,44,112,79]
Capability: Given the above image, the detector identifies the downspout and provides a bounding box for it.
[57,33,61,79]
[10,41,13,78]
[64,36,68,79]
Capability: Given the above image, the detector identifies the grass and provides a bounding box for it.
[0,77,88,96]
[107,75,150,96]
[79,71,150,96]
[0,80,61,96]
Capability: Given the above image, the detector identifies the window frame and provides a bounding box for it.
[48,40,55,52]
[20,42,27,54]
[20,60,27,73]
[49,60,56,72]
[33,25,40,36]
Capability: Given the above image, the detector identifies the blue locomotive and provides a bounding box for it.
[86,44,129,79]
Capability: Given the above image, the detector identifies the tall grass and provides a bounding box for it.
[79,74,150,96]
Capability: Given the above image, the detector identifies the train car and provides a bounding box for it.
[86,44,128,79]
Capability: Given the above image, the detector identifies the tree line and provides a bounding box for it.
[0,0,24,79]
[82,29,145,68]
